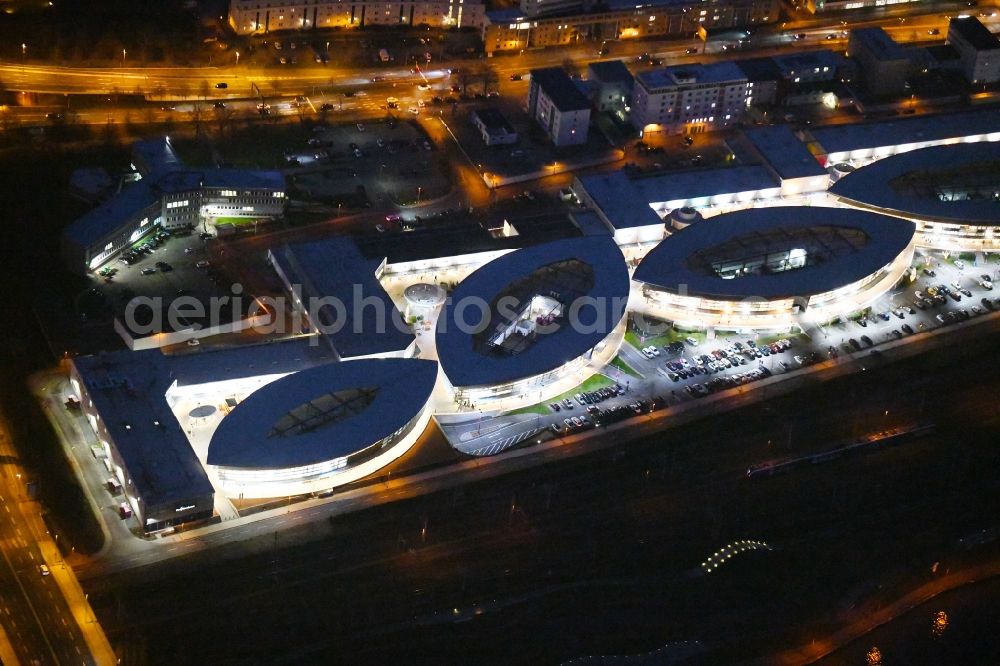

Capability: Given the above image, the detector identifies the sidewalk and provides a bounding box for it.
[0,407,116,666]
[0,622,20,666]
[23,506,118,666]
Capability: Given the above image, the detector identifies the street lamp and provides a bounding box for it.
[235,51,240,66]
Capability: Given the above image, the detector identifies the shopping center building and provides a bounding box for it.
[435,236,630,406]
[830,142,1000,252]
[632,207,917,330]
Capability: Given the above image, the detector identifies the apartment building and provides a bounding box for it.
[631,62,749,134]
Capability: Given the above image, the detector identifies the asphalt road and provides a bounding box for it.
[1,6,994,113]
[0,447,95,665]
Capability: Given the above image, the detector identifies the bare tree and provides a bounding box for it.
[457,69,475,95]
[199,80,211,101]
[191,100,204,135]
[214,104,235,138]
[482,65,499,94]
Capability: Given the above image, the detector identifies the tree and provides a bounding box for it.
[482,65,499,94]
[214,104,235,138]
[191,100,204,135]
[457,69,475,95]
[199,80,211,100]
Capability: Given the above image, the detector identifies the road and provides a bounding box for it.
[2,5,996,122]
[0,424,98,665]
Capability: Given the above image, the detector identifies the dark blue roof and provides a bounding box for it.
[810,109,1000,155]
[207,358,438,469]
[634,207,915,300]
[132,138,182,176]
[830,142,1000,225]
[73,350,215,508]
[435,236,629,388]
[743,125,828,180]
[72,339,340,506]
[62,181,160,247]
[588,60,633,84]
[949,16,1000,51]
[270,237,415,359]
[530,67,590,112]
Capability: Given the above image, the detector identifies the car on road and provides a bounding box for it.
[417,83,431,90]
[141,267,156,275]
[356,123,365,131]
[509,73,522,81]
[685,47,698,54]
[39,564,50,576]
[923,268,937,277]
[215,82,228,89]
[214,101,226,109]
[319,103,334,111]
[793,33,807,40]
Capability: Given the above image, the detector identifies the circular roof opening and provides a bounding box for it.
[190,405,217,419]
[404,283,447,307]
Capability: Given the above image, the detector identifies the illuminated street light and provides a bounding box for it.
[235,51,240,66]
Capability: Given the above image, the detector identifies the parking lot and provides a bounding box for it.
[87,228,255,337]
[449,250,1000,457]
[288,118,451,208]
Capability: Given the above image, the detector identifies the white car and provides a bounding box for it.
[407,107,420,115]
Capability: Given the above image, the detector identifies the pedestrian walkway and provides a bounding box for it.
[471,427,542,457]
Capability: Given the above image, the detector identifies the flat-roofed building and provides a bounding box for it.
[830,141,1000,251]
[948,16,1000,84]
[269,237,417,360]
[62,137,286,274]
[482,0,779,55]
[807,108,1000,167]
[528,68,591,146]
[228,0,486,33]
[588,60,634,114]
[631,61,749,134]
[470,108,519,146]
[806,0,920,14]
[848,27,913,97]
[632,206,917,330]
